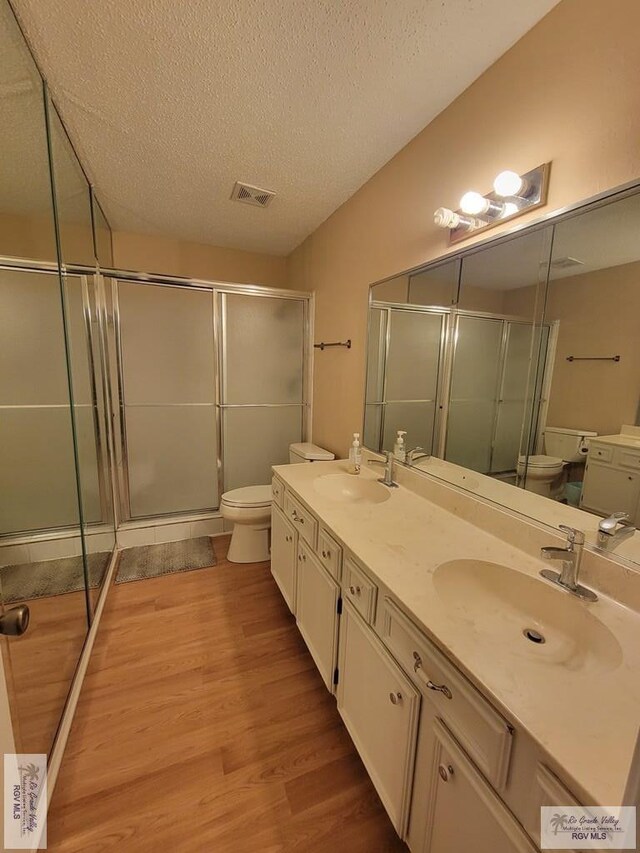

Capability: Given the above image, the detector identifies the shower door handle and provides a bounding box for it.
[0,605,30,636]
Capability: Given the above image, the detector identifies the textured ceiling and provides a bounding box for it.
[10,0,559,255]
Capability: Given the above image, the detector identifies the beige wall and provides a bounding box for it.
[287,0,640,457]
[112,230,287,287]
[544,261,640,436]
[0,212,287,288]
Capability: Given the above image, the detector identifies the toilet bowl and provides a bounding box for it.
[517,426,597,499]
[221,485,273,563]
[517,454,565,497]
[221,442,334,563]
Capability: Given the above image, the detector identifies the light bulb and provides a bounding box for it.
[500,202,519,218]
[459,191,489,215]
[433,208,476,231]
[493,170,525,197]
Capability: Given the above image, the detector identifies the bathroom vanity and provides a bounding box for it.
[271,457,640,852]
[582,426,640,525]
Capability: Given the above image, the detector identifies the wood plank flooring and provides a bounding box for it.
[2,588,88,756]
[47,536,407,852]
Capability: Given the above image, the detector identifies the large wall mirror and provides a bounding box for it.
[366,183,640,567]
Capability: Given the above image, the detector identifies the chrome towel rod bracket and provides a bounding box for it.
[566,355,620,362]
[314,339,351,351]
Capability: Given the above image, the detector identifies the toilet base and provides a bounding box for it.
[227,523,271,563]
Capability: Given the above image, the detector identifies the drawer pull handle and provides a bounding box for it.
[427,680,453,700]
[438,764,454,782]
[413,652,452,699]
[298,553,306,562]
[389,692,402,705]
[285,535,292,543]
[349,585,361,596]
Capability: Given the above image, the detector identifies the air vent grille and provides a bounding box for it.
[230,181,276,208]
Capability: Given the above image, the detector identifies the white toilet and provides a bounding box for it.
[221,442,334,563]
[517,426,597,498]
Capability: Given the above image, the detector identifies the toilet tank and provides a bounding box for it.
[288,442,335,464]
[544,427,597,463]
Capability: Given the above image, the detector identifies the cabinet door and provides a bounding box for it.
[425,720,536,853]
[296,544,340,690]
[337,602,420,837]
[581,462,640,518]
[270,504,297,614]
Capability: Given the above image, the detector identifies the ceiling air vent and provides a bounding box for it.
[230,181,276,208]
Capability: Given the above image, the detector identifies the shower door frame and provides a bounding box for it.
[440,308,553,474]
[109,271,312,525]
[0,258,114,545]
[368,301,452,456]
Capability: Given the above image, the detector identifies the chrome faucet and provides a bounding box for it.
[540,525,597,602]
[406,446,430,465]
[597,512,634,551]
[367,451,399,487]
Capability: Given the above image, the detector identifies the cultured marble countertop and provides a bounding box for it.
[591,434,640,448]
[273,459,640,808]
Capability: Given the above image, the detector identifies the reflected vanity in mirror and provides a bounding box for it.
[365,183,640,565]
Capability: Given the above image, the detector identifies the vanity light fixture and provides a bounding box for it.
[434,162,550,244]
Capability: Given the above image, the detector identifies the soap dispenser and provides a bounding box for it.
[347,433,362,474]
[394,430,407,462]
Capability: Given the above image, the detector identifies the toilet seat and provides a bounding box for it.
[221,485,272,508]
[517,454,564,471]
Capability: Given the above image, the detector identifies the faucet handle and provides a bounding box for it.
[559,524,585,546]
[599,512,629,532]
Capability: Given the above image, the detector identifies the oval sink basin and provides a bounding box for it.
[433,559,622,673]
[313,473,391,504]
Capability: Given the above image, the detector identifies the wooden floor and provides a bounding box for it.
[48,536,406,852]
[2,589,89,756]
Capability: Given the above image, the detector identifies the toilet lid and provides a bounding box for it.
[518,454,564,469]
[221,485,272,508]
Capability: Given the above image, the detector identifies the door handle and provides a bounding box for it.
[0,605,30,636]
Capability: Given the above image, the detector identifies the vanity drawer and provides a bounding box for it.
[382,598,513,790]
[318,528,342,581]
[271,475,284,509]
[283,492,318,549]
[617,448,640,470]
[343,556,377,624]
[589,444,613,463]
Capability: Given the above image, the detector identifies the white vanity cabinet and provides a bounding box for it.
[337,601,420,837]
[270,504,298,614]
[270,476,585,853]
[581,459,640,523]
[423,720,537,853]
[295,539,340,690]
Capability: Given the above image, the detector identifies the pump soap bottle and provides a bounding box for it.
[347,433,362,474]
[394,430,407,462]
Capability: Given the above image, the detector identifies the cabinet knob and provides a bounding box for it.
[322,549,328,558]
[438,764,454,782]
[349,585,361,596]
[389,692,402,705]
